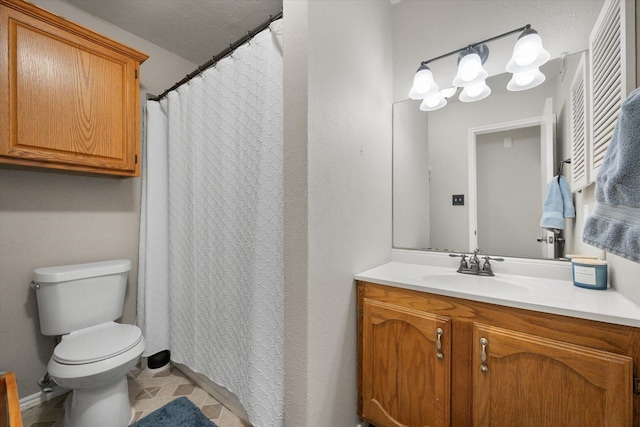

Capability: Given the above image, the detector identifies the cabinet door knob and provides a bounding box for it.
[480,337,489,372]
[436,327,444,359]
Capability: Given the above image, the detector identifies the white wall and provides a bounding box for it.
[282,0,308,425]
[284,1,393,426]
[0,0,195,397]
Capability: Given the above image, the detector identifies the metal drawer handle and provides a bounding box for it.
[480,337,489,372]
[436,327,444,359]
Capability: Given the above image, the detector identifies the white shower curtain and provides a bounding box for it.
[139,20,283,427]
[138,100,170,358]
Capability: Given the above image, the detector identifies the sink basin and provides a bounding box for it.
[421,273,530,294]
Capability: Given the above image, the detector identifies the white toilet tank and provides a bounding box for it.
[33,259,132,336]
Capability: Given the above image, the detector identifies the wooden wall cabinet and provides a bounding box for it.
[0,0,148,177]
[358,281,639,427]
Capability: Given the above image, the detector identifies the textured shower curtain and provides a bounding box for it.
[139,20,283,427]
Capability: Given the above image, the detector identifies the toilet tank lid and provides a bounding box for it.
[34,259,132,283]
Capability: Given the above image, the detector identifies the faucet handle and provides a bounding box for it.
[481,256,504,274]
[460,254,468,268]
[449,253,468,269]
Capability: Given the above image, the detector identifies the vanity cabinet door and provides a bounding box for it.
[0,0,147,177]
[361,298,451,427]
[472,323,633,427]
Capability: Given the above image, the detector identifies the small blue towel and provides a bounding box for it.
[540,175,575,231]
[583,87,640,263]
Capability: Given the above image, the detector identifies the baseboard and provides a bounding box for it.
[170,361,251,426]
[20,385,69,411]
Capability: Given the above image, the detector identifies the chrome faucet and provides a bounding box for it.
[449,248,504,276]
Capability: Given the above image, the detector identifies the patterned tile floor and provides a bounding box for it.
[20,365,247,427]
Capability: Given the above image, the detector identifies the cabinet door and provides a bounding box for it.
[362,298,451,427]
[0,2,143,176]
[473,324,632,427]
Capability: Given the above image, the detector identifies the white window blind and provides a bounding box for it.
[588,0,635,179]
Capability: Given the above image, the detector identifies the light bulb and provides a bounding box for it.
[459,80,491,102]
[458,54,481,82]
[506,29,550,73]
[419,92,447,111]
[514,70,536,86]
[413,68,434,94]
[425,94,441,108]
[452,48,488,88]
[466,82,484,98]
[514,35,541,67]
[507,68,545,91]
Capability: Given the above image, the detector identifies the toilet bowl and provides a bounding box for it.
[49,322,145,427]
[33,259,145,427]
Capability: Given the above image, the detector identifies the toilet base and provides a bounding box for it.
[63,377,133,427]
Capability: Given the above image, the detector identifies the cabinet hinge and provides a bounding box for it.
[135,69,138,79]
[359,307,363,318]
[634,376,640,395]
[135,154,138,164]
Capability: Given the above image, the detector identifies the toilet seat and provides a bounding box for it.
[54,322,143,365]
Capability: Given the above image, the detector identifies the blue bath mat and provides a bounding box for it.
[130,396,218,427]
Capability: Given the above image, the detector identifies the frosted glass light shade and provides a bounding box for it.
[459,80,491,102]
[409,66,438,99]
[409,84,438,100]
[440,87,458,99]
[507,68,546,91]
[506,32,550,73]
[452,53,488,87]
[419,91,447,111]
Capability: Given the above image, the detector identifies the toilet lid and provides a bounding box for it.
[53,322,143,365]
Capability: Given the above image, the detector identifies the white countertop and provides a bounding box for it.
[355,261,640,328]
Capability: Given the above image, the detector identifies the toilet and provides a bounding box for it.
[33,259,145,427]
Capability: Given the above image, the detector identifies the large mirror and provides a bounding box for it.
[392,1,610,260]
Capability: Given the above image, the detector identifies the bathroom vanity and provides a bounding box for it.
[356,255,640,427]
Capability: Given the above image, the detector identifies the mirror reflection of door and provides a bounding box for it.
[476,127,543,258]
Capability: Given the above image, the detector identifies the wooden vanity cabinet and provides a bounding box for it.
[361,298,451,427]
[472,324,632,427]
[357,281,640,427]
[0,0,148,177]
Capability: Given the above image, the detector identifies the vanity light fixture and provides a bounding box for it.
[409,24,550,111]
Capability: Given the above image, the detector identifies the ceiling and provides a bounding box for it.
[66,0,283,65]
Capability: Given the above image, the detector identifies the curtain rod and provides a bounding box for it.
[149,10,283,102]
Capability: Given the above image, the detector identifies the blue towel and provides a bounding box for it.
[540,175,575,231]
[583,87,640,262]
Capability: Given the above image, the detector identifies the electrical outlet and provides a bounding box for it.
[452,194,464,206]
